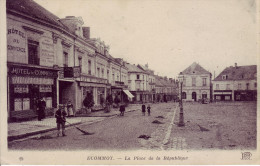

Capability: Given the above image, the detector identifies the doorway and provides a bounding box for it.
[192,92,197,101]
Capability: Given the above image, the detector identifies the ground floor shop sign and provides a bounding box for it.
[8,64,58,121]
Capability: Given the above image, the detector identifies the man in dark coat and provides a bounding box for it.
[119,104,125,116]
[37,97,46,121]
[142,104,146,116]
[55,104,67,137]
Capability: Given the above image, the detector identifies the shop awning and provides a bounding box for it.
[123,90,134,98]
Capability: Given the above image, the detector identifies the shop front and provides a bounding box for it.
[234,90,257,101]
[214,90,232,101]
[8,64,58,121]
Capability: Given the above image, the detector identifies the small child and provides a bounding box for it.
[55,104,67,137]
[147,104,151,116]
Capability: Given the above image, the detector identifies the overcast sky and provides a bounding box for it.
[35,0,257,79]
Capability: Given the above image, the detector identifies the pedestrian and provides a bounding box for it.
[37,97,46,121]
[142,103,146,116]
[55,104,67,137]
[119,104,125,116]
[67,100,74,117]
[147,104,151,116]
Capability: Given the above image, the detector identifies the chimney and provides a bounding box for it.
[145,63,148,68]
[235,63,237,68]
[82,27,90,39]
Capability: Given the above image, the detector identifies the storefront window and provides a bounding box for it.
[225,96,231,100]
[14,98,30,111]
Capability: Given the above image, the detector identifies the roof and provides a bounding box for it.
[7,0,68,30]
[181,62,211,75]
[155,76,164,87]
[137,64,154,74]
[125,63,144,73]
[214,65,257,81]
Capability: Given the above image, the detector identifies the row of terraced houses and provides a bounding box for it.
[6,0,257,121]
[6,0,178,121]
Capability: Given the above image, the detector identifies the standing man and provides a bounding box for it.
[147,104,151,116]
[38,97,46,120]
[141,103,146,116]
[55,104,67,137]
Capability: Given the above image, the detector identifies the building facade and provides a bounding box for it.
[179,62,212,101]
[212,63,257,101]
[126,63,150,103]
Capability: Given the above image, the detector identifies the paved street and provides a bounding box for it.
[9,103,177,150]
[168,101,257,150]
[8,102,256,150]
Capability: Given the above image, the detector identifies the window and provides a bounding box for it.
[238,83,241,89]
[78,57,82,71]
[246,83,249,90]
[222,75,227,80]
[14,98,30,111]
[117,74,119,81]
[97,68,100,77]
[63,52,68,67]
[255,82,257,88]
[112,73,115,81]
[107,70,110,83]
[137,74,140,79]
[226,84,230,90]
[183,78,186,87]
[182,92,186,99]
[225,96,231,100]
[216,84,219,90]
[192,77,196,86]
[28,40,39,65]
[101,69,104,78]
[203,78,207,86]
[88,60,91,75]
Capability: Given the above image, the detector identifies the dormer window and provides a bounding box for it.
[222,75,228,80]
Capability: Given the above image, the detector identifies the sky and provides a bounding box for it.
[34,0,258,79]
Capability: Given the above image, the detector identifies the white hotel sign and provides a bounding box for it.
[40,37,54,67]
[7,25,27,63]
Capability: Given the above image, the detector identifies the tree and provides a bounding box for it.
[83,92,94,110]
[106,94,113,105]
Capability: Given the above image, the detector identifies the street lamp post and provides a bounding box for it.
[178,73,185,127]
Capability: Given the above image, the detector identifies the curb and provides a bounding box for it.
[8,122,82,142]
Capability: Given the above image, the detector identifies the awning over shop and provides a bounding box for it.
[123,90,134,98]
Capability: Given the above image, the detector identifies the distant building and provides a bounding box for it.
[137,64,156,102]
[212,63,257,101]
[179,62,212,101]
[126,63,149,103]
[155,76,178,102]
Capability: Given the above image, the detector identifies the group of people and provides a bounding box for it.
[119,103,152,116]
[142,104,151,116]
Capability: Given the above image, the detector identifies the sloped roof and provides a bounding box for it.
[214,65,257,81]
[155,76,164,87]
[125,63,144,73]
[7,0,68,30]
[137,64,154,74]
[181,62,211,75]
